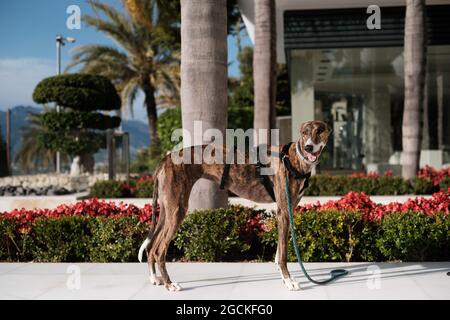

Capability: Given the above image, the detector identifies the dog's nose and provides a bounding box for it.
[304,144,313,153]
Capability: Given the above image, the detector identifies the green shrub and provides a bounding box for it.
[376,212,449,261]
[13,216,147,263]
[89,179,154,198]
[410,177,436,195]
[1,207,448,263]
[33,74,120,111]
[32,73,121,159]
[305,175,415,196]
[174,206,263,262]
[0,217,31,261]
[135,180,153,198]
[130,148,152,174]
[41,111,120,132]
[29,216,93,262]
[89,216,147,262]
[373,176,412,195]
[157,108,182,153]
[261,210,377,262]
[439,177,450,190]
[37,129,104,156]
[89,180,128,198]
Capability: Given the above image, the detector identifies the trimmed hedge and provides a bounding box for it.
[262,211,449,262]
[37,130,104,156]
[261,211,377,262]
[89,177,154,198]
[174,206,267,262]
[376,213,449,261]
[304,175,438,195]
[1,206,448,263]
[90,175,449,198]
[41,111,121,132]
[0,216,147,262]
[32,73,122,157]
[89,180,133,198]
[33,74,120,111]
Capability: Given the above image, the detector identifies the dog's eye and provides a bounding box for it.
[317,128,323,134]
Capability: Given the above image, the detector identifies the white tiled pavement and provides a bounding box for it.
[0,262,449,300]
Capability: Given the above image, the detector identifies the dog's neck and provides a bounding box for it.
[291,140,316,174]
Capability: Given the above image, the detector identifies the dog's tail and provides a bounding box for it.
[138,164,161,263]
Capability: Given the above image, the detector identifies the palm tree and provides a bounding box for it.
[402,0,427,179]
[15,112,69,173]
[180,0,228,210]
[67,0,180,148]
[253,0,276,145]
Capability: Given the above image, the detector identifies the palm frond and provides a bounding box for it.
[68,0,180,141]
[120,77,140,117]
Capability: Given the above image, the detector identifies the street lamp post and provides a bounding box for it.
[55,35,75,173]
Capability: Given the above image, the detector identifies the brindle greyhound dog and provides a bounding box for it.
[138,120,332,291]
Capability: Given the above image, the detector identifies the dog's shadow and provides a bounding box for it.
[176,263,449,291]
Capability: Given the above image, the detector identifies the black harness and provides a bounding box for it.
[280,142,311,195]
[219,142,311,201]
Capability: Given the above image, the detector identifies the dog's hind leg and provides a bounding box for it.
[146,206,166,286]
[156,201,189,292]
[147,209,166,286]
[276,209,300,291]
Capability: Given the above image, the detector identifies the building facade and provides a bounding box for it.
[239,0,450,172]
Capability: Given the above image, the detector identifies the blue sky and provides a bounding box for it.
[0,0,251,122]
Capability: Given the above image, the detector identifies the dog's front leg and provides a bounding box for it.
[276,209,300,291]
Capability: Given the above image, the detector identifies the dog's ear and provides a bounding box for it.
[300,121,311,134]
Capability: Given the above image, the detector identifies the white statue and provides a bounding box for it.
[70,156,82,176]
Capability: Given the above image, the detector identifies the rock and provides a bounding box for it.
[46,188,57,196]
[54,187,69,195]
[16,187,25,196]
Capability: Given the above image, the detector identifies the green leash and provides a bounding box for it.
[284,174,348,285]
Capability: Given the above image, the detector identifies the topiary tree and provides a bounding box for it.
[32,74,121,172]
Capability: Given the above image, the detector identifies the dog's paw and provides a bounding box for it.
[149,275,163,286]
[165,282,182,292]
[283,277,301,291]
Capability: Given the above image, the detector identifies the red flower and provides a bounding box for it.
[296,189,450,221]
[0,198,157,231]
[417,165,450,186]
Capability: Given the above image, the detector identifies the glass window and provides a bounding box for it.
[289,45,450,171]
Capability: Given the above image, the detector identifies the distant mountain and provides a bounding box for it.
[122,119,150,155]
[0,105,150,165]
[0,106,38,160]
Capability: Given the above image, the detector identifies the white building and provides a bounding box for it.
[239,0,450,172]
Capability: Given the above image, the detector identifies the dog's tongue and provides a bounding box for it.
[307,153,317,162]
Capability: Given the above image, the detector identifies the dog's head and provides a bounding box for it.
[297,121,332,164]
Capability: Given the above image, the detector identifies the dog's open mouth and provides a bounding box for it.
[305,146,323,162]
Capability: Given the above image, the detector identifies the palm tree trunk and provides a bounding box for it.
[421,72,429,149]
[181,0,228,210]
[436,72,444,149]
[402,0,427,180]
[142,80,159,148]
[253,0,276,145]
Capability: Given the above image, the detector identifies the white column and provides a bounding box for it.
[290,51,315,141]
[364,87,392,165]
